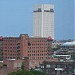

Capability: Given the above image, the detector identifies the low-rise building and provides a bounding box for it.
[40,61,75,75]
[52,41,75,61]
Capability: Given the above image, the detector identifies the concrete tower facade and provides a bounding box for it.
[33,4,54,39]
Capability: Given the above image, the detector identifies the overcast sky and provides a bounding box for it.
[0,0,74,40]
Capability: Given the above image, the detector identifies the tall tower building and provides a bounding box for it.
[33,4,54,39]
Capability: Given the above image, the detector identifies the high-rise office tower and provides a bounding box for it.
[33,4,54,39]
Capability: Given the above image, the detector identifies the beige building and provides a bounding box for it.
[33,4,54,39]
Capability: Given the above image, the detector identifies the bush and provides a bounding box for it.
[8,70,47,75]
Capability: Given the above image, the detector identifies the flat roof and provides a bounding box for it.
[62,41,75,46]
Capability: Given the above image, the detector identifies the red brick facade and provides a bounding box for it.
[0,34,53,68]
[3,37,19,60]
[0,57,29,75]
[0,37,3,61]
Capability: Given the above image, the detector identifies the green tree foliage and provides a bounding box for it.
[8,72,16,75]
[71,53,75,61]
[21,61,25,71]
[8,70,47,75]
[52,48,59,51]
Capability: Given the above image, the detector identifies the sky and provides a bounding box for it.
[0,0,74,40]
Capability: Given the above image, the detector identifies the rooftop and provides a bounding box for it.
[62,41,75,46]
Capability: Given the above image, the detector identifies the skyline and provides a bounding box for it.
[0,0,74,40]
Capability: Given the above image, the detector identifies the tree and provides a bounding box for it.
[8,72,16,75]
[21,61,25,71]
[8,70,47,75]
[71,53,75,61]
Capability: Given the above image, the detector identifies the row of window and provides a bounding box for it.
[4,40,19,42]
[4,47,17,49]
[28,50,48,53]
[4,46,50,49]
[28,47,51,49]
[29,43,51,46]
[46,69,73,74]
[1,43,51,46]
[4,50,16,52]
[45,64,73,68]
[28,53,47,56]
[29,57,49,60]
[4,57,16,59]
[4,43,18,45]
[30,40,47,42]
[4,53,17,56]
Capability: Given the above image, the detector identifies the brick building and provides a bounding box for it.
[0,34,53,68]
[0,36,3,61]
[0,57,29,75]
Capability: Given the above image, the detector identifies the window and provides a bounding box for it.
[10,40,12,42]
[28,54,29,56]
[10,50,12,52]
[34,8,42,12]
[10,47,12,49]
[10,57,12,59]
[42,50,43,52]
[38,54,39,56]
[46,65,50,68]
[50,9,54,12]
[42,54,43,56]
